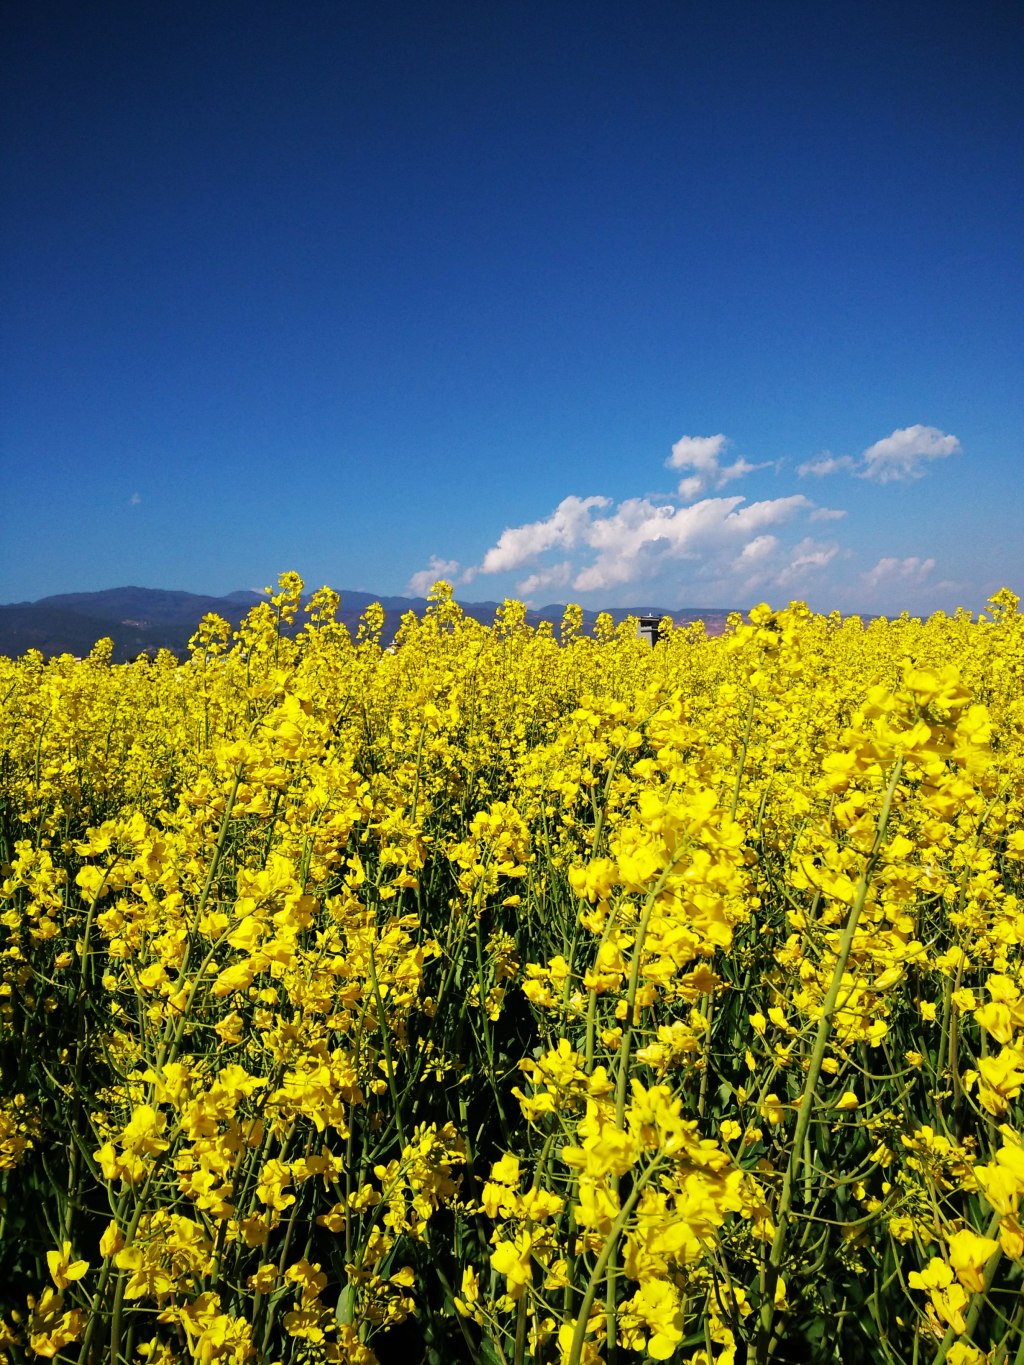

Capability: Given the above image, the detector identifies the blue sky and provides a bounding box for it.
[2,0,1021,615]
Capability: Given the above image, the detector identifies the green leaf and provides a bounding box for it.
[336,1281,356,1326]
[478,1336,506,1365]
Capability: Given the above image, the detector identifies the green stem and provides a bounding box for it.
[564,1156,665,1365]
[754,756,903,1363]
[366,936,407,1151]
[154,760,245,1070]
[930,1210,1004,1365]
[731,688,757,821]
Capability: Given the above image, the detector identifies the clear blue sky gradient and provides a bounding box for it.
[2,0,1021,614]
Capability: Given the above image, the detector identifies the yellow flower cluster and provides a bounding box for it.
[0,575,1022,1363]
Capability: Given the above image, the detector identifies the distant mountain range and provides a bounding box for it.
[0,586,737,662]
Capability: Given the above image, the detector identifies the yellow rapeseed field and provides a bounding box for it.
[1,573,1022,1365]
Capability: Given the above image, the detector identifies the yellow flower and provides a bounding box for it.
[26,1287,86,1357]
[972,1048,1024,1115]
[908,1259,969,1334]
[458,1265,479,1304]
[947,1228,999,1293]
[46,1242,89,1289]
[761,1094,786,1125]
[490,1233,534,1298]
[247,1264,278,1293]
[121,1104,168,1156]
[946,1345,988,1365]
[619,1279,684,1360]
[255,1159,295,1211]
[489,1153,521,1185]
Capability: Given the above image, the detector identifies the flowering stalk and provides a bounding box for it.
[564,1155,666,1365]
[754,755,903,1362]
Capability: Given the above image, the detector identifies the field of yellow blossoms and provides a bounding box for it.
[1,572,1023,1365]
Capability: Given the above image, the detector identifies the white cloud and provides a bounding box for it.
[478,495,610,574]
[666,434,728,472]
[797,453,856,478]
[862,555,936,590]
[470,443,802,597]
[677,475,706,502]
[859,425,960,483]
[418,430,964,613]
[666,433,766,501]
[775,537,841,586]
[518,561,573,598]
[729,495,812,533]
[572,498,688,592]
[407,556,461,597]
[735,535,778,567]
[129,492,142,506]
[797,426,960,485]
[571,494,811,592]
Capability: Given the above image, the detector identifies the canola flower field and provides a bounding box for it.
[1,572,1023,1365]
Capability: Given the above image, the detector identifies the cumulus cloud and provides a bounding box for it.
[862,555,936,590]
[479,495,610,574]
[809,506,846,522]
[860,425,960,483]
[572,498,709,592]
[407,556,461,597]
[466,459,819,599]
[666,434,728,471]
[666,433,766,501]
[570,494,811,592]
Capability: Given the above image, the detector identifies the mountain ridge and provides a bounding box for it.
[0,585,737,661]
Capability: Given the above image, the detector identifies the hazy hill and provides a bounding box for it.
[23,587,265,626]
[0,586,735,661]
